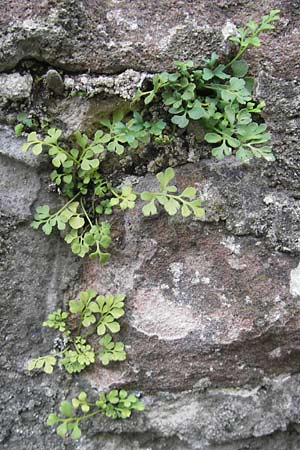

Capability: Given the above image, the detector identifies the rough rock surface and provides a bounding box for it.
[0,73,32,101]
[64,70,146,100]
[0,0,299,78]
[1,1,300,450]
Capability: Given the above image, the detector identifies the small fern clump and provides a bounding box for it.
[28,289,144,440]
[134,10,280,161]
[28,289,127,375]
[22,127,204,264]
[47,390,144,440]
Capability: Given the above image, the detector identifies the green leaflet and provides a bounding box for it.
[141,168,204,218]
[43,309,69,334]
[99,110,166,154]
[28,355,57,374]
[61,337,95,374]
[98,334,126,365]
[232,60,249,78]
[15,112,39,137]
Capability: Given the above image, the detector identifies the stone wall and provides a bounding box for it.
[1,1,300,449]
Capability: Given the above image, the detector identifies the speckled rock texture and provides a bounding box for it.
[1,1,300,450]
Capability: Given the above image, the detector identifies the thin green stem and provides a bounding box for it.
[212,127,233,138]
[33,354,54,361]
[59,409,101,424]
[203,84,232,94]
[225,45,246,70]
[80,198,93,228]
[77,295,96,337]
[73,339,83,355]
[136,90,153,97]
[166,193,192,206]
[37,192,81,225]
[77,319,83,337]
[110,188,121,200]
[54,192,81,216]
[139,191,193,207]
[78,144,95,164]
[56,346,71,356]
[225,25,262,70]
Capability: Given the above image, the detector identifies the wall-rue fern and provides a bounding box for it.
[21,11,279,265]
[15,111,50,136]
[28,289,144,440]
[22,127,204,264]
[23,9,279,442]
[134,10,279,161]
[28,289,127,375]
[47,390,144,440]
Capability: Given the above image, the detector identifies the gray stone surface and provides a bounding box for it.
[0,73,32,101]
[0,150,81,448]
[46,94,126,136]
[45,69,65,95]
[64,70,146,100]
[0,1,225,74]
[1,1,300,450]
[0,1,298,78]
[0,125,44,167]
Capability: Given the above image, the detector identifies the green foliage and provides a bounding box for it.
[32,201,83,234]
[48,390,144,440]
[134,10,280,162]
[228,10,280,65]
[69,288,98,325]
[21,123,203,263]
[43,308,69,335]
[27,355,57,374]
[28,292,145,440]
[141,167,204,217]
[61,337,95,373]
[19,11,279,259]
[109,185,137,210]
[23,10,278,443]
[99,110,166,155]
[65,220,111,263]
[69,290,125,335]
[28,289,126,375]
[98,334,126,365]
[15,112,39,136]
